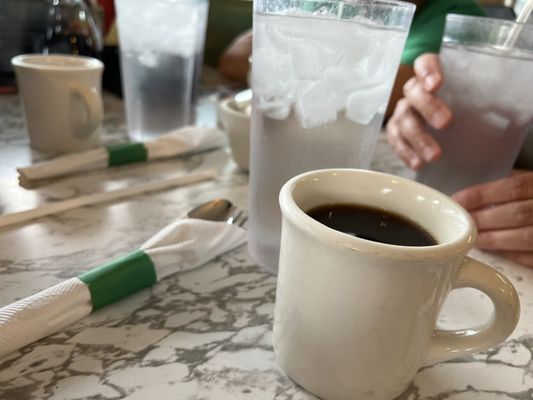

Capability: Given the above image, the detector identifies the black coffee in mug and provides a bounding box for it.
[306,203,437,247]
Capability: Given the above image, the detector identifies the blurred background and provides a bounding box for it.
[0,0,527,96]
[0,0,253,95]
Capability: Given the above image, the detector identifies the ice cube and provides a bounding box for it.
[159,10,199,57]
[346,85,388,125]
[253,48,288,88]
[119,1,202,57]
[480,111,511,137]
[252,47,295,119]
[289,40,323,80]
[295,82,338,129]
[138,51,159,68]
[325,66,369,92]
[257,95,292,120]
[263,24,291,54]
[329,28,374,69]
[365,47,401,87]
[322,67,366,112]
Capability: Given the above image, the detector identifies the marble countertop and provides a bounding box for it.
[0,93,532,400]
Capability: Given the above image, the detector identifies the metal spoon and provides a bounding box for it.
[187,198,236,222]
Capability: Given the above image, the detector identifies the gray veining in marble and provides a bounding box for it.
[1,93,533,400]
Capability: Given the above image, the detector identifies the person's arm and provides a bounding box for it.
[218,31,252,85]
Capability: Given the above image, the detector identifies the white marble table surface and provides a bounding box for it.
[0,93,532,400]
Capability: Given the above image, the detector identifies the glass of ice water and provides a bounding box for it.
[248,0,416,272]
[415,14,533,195]
[115,0,208,141]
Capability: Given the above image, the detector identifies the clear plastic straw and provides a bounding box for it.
[503,0,533,48]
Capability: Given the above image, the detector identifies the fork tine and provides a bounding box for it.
[237,214,248,228]
[225,210,240,225]
[230,209,248,228]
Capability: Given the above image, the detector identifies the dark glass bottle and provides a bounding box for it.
[42,0,103,58]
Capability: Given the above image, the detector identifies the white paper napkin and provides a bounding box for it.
[17,126,225,185]
[0,218,246,359]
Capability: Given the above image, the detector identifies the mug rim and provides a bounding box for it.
[279,168,476,261]
[219,97,250,120]
[11,54,104,71]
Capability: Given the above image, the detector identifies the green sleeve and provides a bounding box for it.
[401,0,486,65]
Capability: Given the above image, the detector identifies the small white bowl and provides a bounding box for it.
[218,95,251,171]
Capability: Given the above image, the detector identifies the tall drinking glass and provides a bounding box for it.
[115,0,208,141]
[415,15,533,195]
[248,0,416,272]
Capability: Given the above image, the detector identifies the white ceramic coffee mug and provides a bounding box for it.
[12,54,104,153]
[276,169,520,400]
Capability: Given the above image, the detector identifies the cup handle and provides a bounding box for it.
[69,82,103,139]
[424,256,520,366]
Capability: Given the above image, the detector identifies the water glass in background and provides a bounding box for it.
[415,14,533,195]
[248,0,415,271]
[115,0,208,141]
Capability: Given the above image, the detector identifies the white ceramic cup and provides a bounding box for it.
[218,97,251,171]
[276,169,520,400]
[12,54,104,153]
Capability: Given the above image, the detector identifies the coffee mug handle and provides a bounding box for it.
[424,256,520,366]
[70,82,103,138]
